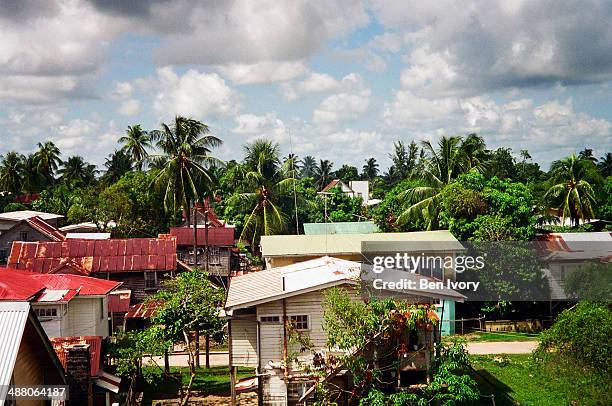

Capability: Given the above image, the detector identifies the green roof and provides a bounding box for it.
[303,222,380,235]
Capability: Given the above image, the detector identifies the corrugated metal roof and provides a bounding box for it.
[0,301,30,389]
[66,232,111,240]
[0,210,63,221]
[225,256,465,310]
[36,289,76,302]
[125,300,161,318]
[260,230,463,257]
[303,222,380,235]
[169,226,234,246]
[51,336,102,377]
[108,289,132,313]
[24,216,65,241]
[8,236,177,274]
[0,268,121,299]
[0,269,46,300]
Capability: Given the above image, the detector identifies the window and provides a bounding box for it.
[260,315,280,323]
[34,307,57,318]
[100,298,105,320]
[144,272,157,289]
[289,315,309,330]
[20,231,28,241]
[209,247,221,265]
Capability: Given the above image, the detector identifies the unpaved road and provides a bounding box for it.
[466,341,538,355]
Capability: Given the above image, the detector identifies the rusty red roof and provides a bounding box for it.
[24,216,65,241]
[108,290,131,313]
[0,268,121,300]
[8,236,177,275]
[125,300,161,319]
[51,336,102,377]
[169,226,234,246]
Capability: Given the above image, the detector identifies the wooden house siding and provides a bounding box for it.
[230,318,258,367]
[0,223,54,263]
[66,297,108,337]
[109,270,171,304]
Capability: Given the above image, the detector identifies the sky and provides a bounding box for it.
[1,0,611,172]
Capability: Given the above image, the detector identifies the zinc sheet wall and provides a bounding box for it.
[230,317,258,367]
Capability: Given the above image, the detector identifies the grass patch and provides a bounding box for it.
[140,366,255,404]
[470,354,610,406]
[451,331,540,342]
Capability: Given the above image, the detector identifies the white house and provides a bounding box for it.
[0,268,121,338]
[224,256,464,404]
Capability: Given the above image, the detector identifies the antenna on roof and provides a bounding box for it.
[288,126,300,235]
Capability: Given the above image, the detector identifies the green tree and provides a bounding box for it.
[314,159,334,190]
[151,116,222,217]
[544,154,598,226]
[101,149,133,186]
[149,269,224,405]
[361,157,379,181]
[599,176,612,220]
[109,328,171,406]
[598,152,612,177]
[34,141,61,185]
[335,164,358,184]
[300,155,317,178]
[0,151,24,194]
[59,156,97,187]
[398,135,485,230]
[119,125,152,170]
[536,301,611,374]
[230,140,296,247]
[21,154,45,193]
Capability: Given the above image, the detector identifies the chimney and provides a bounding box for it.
[65,343,92,406]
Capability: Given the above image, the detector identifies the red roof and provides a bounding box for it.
[23,216,65,241]
[169,226,234,246]
[0,269,45,300]
[125,300,161,319]
[108,290,131,313]
[0,268,121,300]
[321,179,341,193]
[51,336,102,377]
[8,236,177,275]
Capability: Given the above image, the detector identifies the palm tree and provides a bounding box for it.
[119,125,152,170]
[544,154,598,226]
[314,159,333,190]
[598,152,612,177]
[398,136,474,229]
[150,116,222,216]
[0,152,24,194]
[34,141,61,185]
[102,150,133,185]
[59,156,98,186]
[362,157,379,181]
[22,154,45,193]
[284,153,301,178]
[460,133,489,172]
[578,148,597,163]
[300,155,317,178]
[231,140,295,247]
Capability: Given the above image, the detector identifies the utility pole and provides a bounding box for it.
[193,203,200,368]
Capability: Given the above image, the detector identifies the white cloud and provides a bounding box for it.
[153,67,240,119]
[217,61,308,85]
[371,0,612,95]
[153,0,369,65]
[312,74,371,125]
[118,99,141,116]
[281,72,341,101]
